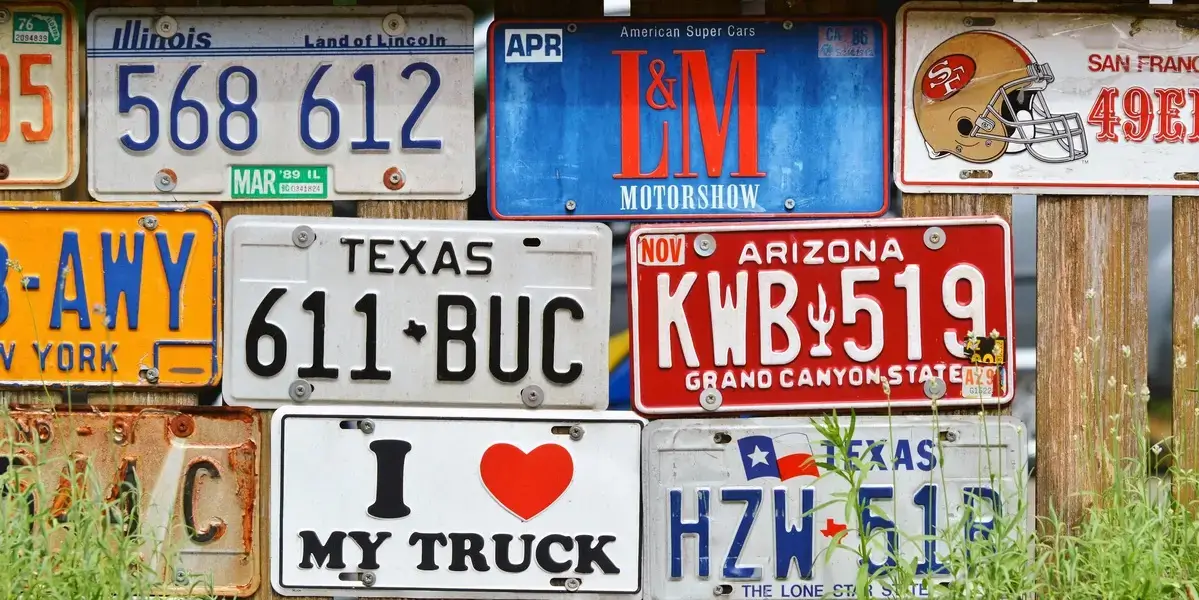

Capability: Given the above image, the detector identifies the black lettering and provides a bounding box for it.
[367,439,412,519]
[299,530,347,569]
[183,459,225,543]
[369,238,394,274]
[298,290,340,380]
[432,240,461,275]
[399,239,427,274]
[542,296,584,385]
[493,533,535,573]
[409,532,447,570]
[351,292,391,381]
[466,241,493,275]
[489,294,530,383]
[449,532,489,572]
[341,236,365,273]
[574,535,620,574]
[535,534,574,574]
[348,531,392,570]
[437,294,476,382]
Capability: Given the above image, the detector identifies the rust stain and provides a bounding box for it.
[228,439,259,554]
[75,425,92,436]
[169,414,195,438]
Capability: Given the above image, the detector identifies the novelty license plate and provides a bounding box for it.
[643,415,1028,600]
[488,17,888,220]
[627,217,1014,415]
[270,405,643,598]
[0,0,79,189]
[86,5,475,202]
[0,203,221,388]
[223,216,611,409]
[0,406,261,596]
[897,1,1199,195]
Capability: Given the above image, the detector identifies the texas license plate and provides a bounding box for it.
[627,217,1014,414]
[643,415,1027,600]
[0,406,261,596]
[488,18,888,220]
[0,0,79,189]
[85,6,475,202]
[222,216,611,409]
[270,405,643,598]
[0,203,221,388]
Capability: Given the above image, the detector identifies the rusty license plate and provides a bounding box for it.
[0,406,260,597]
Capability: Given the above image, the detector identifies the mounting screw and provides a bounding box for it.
[111,422,127,445]
[782,20,793,30]
[564,578,581,592]
[924,227,946,250]
[923,377,946,401]
[383,167,406,191]
[694,234,716,257]
[568,425,584,441]
[169,414,195,438]
[944,430,959,443]
[155,16,178,37]
[714,584,733,595]
[360,420,375,435]
[566,23,578,33]
[0,9,11,24]
[143,367,160,384]
[565,200,577,212]
[292,225,315,248]
[699,388,722,411]
[381,13,405,36]
[289,379,313,402]
[0,164,9,180]
[784,198,795,210]
[174,568,188,584]
[521,384,544,408]
[138,215,159,230]
[154,169,177,192]
[361,572,377,587]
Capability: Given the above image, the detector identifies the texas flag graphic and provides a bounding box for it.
[737,434,821,481]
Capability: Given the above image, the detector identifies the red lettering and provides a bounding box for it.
[1189,89,1199,143]
[1122,87,1153,142]
[1154,88,1186,143]
[613,50,669,179]
[1086,87,1121,143]
[1086,87,1199,143]
[1088,54,1130,73]
[637,235,684,265]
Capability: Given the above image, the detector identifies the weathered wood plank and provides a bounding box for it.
[1173,199,1199,502]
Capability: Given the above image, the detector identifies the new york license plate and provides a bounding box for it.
[86,6,475,202]
[627,217,1014,415]
[222,216,611,409]
[644,416,1028,600]
[270,405,643,598]
[0,0,79,189]
[488,18,888,220]
[0,203,221,388]
[0,406,261,596]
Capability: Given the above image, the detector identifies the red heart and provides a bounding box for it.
[479,443,574,521]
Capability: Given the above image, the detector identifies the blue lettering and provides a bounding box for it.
[892,439,913,470]
[916,439,937,471]
[101,232,145,330]
[30,342,117,372]
[864,439,887,471]
[100,343,118,372]
[50,232,90,330]
[721,487,762,579]
[155,232,194,330]
[964,486,1001,562]
[669,488,710,578]
[913,484,947,575]
[79,343,97,371]
[506,33,525,57]
[858,486,897,574]
[33,342,50,371]
[0,242,9,325]
[0,342,13,370]
[56,343,73,371]
[773,487,814,579]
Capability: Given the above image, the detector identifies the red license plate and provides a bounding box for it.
[627,217,1014,415]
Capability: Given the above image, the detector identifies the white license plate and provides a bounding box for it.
[86,6,474,202]
[270,405,644,598]
[644,416,1028,600]
[223,216,612,409]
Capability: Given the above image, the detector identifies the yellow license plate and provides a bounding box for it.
[0,1,80,189]
[0,203,221,387]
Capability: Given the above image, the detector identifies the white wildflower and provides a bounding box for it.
[1152,443,1163,455]
[1073,347,1084,365]
[881,380,891,396]
[1107,376,1116,388]
[990,329,1000,338]
[1178,353,1188,370]
[1085,288,1095,299]
[1193,315,1199,330]
[1140,384,1151,402]
[1121,345,1131,358]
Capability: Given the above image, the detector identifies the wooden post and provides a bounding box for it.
[1174,199,1199,502]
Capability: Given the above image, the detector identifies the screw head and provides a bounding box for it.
[169,414,195,438]
[361,572,377,587]
[0,164,10,180]
[782,20,793,30]
[0,8,11,24]
[699,388,722,411]
[360,420,375,435]
[174,568,188,584]
[289,379,313,402]
[521,384,544,408]
[292,225,315,249]
[565,200,577,212]
[568,425,584,441]
[155,16,178,38]
[143,367,160,384]
[924,227,946,250]
[138,215,159,230]
[923,377,946,401]
[694,234,716,257]
[564,578,581,591]
[566,23,578,33]
[383,167,406,191]
[944,430,959,443]
[381,13,405,36]
[154,169,177,192]
[784,198,796,210]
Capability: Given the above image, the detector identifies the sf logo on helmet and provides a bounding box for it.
[911,30,1089,165]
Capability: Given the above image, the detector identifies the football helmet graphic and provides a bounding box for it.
[912,30,1087,164]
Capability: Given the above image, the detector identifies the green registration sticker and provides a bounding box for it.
[231,166,329,200]
[13,13,63,45]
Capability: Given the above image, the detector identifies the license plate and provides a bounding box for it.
[0,203,221,388]
[222,216,611,409]
[270,405,643,598]
[0,406,261,596]
[627,217,1014,414]
[0,0,79,189]
[897,1,1199,195]
[644,415,1027,600]
[86,6,475,202]
[488,18,888,220]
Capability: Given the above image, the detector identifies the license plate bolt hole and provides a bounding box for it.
[713,432,732,444]
[339,571,376,587]
[550,425,585,441]
[939,430,958,443]
[339,419,374,434]
[523,237,542,248]
[714,583,733,595]
[550,577,582,591]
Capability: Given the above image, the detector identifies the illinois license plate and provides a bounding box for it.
[644,415,1027,600]
[86,6,475,202]
[222,216,611,409]
[0,406,261,596]
[488,17,888,220]
[0,0,79,189]
[0,203,221,388]
[270,405,643,598]
[897,1,1199,195]
[627,217,1014,415]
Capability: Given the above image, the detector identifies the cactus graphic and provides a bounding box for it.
[807,284,835,357]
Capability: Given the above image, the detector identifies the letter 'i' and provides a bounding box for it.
[367,439,412,519]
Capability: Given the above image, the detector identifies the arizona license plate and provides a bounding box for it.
[488,17,888,220]
[897,1,1199,196]
[0,0,79,189]
[270,405,643,598]
[222,216,611,409]
[644,415,1027,600]
[86,6,475,202]
[0,203,221,388]
[0,406,261,596]
[627,217,1014,415]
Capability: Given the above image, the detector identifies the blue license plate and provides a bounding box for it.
[488,18,889,221]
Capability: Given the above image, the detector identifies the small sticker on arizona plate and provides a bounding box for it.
[818,25,874,58]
